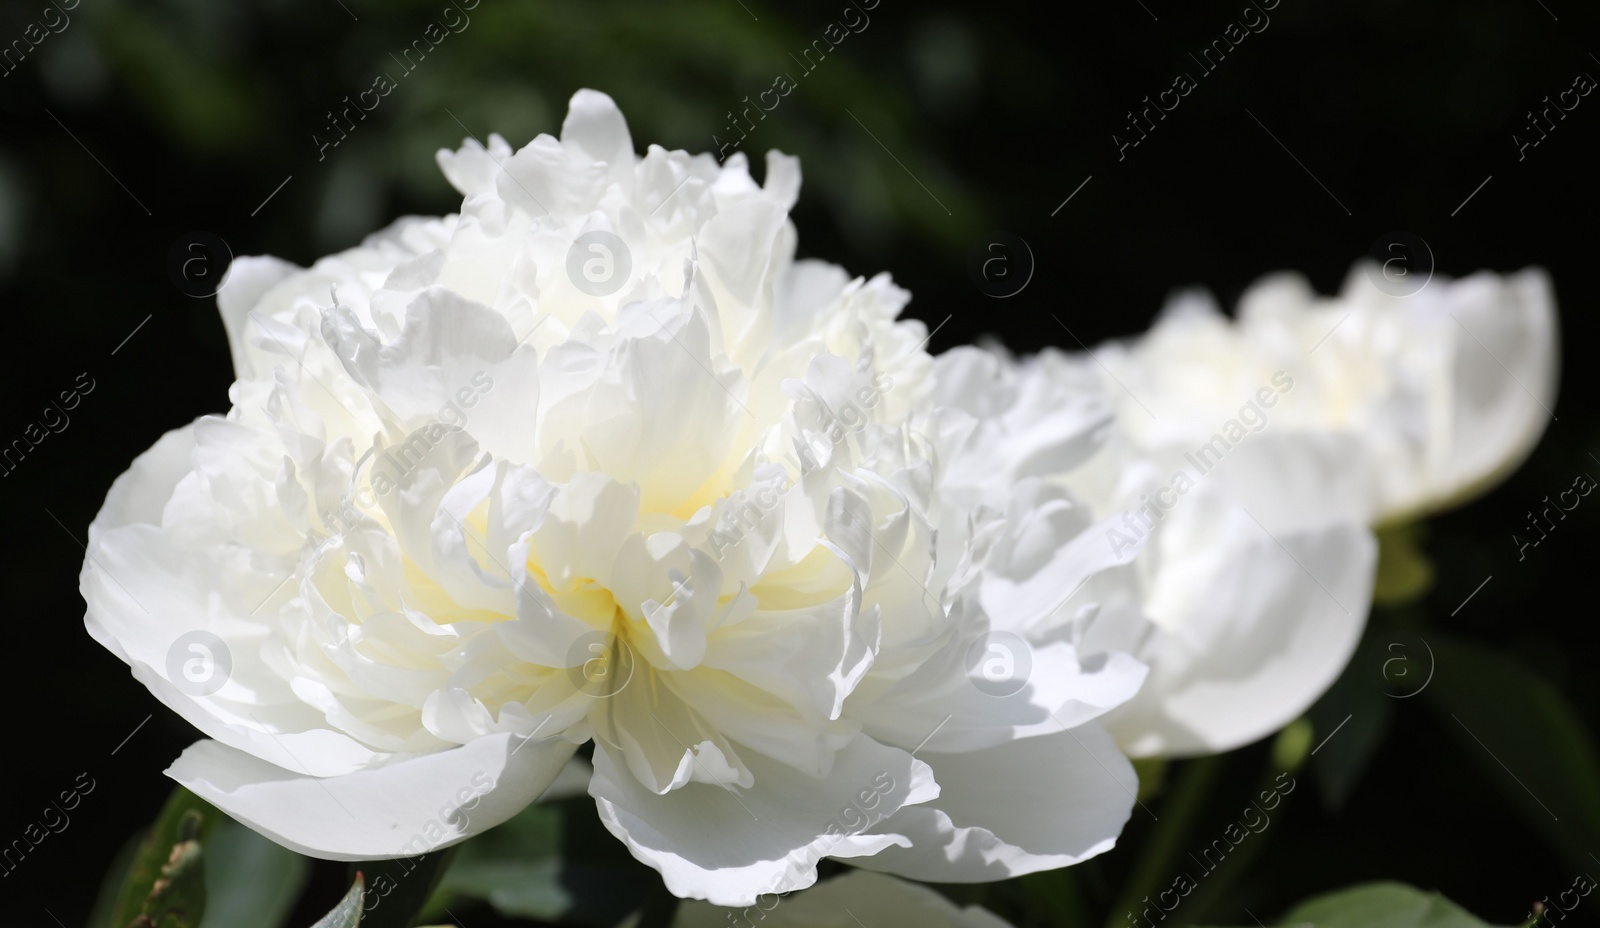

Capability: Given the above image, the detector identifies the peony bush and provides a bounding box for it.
[80,87,1561,925]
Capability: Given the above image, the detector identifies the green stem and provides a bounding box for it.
[1178,786,1275,922]
[1102,754,1226,928]
[1182,726,1312,925]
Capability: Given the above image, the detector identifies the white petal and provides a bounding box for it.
[560,88,636,190]
[855,638,1146,754]
[321,286,520,426]
[86,421,196,543]
[979,487,1148,633]
[1413,267,1558,518]
[1105,512,1375,757]
[168,731,576,860]
[762,151,802,212]
[854,723,1134,882]
[86,512,397,776]
[498,133,605,219]
[932,348,1112,505]
[218,256,300,381]
[669,870,1016,928]
[590,735,938,906]
[699,577,874,724]
[436,134,514,198]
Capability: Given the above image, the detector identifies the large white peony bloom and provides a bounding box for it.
[81,90,1148,905]
[939,262,1556,757]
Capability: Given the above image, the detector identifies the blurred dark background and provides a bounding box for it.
[2,0,1598,925]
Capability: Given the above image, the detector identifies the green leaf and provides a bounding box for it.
[439,857,653,926]
[418,802,559,922]
[198,819,311,928]
[135,810,207,928]
[1423,633,1600,872]
[1202,881,1527,927]
[436,859,568,920]
[424,800,564,921]
[424,798,655,927]
[1309,634,1396,813]
[311,875,365,928]
[345,849,456,928]
[105,789,221,928]
[98,790,310,928]
[450,799,564,860]
[89,834,144,928]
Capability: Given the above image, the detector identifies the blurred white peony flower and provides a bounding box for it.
[1085,264,1559,525]
[82,90,1148,905]
[933,346,1375,758]
[653,870,1016,928]
[938,262,1556,757]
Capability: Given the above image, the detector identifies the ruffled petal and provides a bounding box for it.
[590,735,938,906]
[854,723,1134,882]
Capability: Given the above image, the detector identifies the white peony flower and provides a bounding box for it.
[1083,264,1559,525]
[81,90,1148,905]
[653,870,1016,928]
[932,346,1375,757]
[937,261,1556,757]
